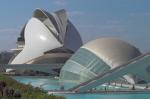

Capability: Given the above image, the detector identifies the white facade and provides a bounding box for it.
[10,9,82,64]
[11,18,62,64]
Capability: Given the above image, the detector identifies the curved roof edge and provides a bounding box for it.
[33,8,67,44]
[11,18,62,64]
[33,8,83,52]
[82,37,141,67]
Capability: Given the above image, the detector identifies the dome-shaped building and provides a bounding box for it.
[60,38,141,84]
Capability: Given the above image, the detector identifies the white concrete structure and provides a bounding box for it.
[10,9,82,64]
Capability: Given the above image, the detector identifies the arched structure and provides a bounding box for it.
[60,38,141,84]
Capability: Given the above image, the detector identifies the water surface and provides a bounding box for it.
[12,76,150,99]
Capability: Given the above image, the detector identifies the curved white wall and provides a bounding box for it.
[11,18,62,64]
[82,38,141,68]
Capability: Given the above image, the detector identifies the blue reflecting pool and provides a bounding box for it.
[12,76,150,99]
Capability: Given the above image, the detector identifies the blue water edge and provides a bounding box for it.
[12,76,150,99]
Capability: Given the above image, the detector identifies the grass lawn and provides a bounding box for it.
[0,74,65,99]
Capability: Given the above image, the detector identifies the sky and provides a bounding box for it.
[0,0,150,52]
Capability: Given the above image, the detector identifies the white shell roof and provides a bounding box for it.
[82,38,142,68]
[33,9,83,51]
[11,9,83,64]
[11,18,62,64]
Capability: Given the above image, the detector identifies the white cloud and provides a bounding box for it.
[78,24,124,32]
[130,12,150,17]
[142,12,150,16]
[53,0,66,6]
[0,28,20,34]
[68,11,84,17]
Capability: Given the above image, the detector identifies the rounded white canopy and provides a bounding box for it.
[82,38,141,68]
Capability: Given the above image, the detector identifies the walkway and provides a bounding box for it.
[69,52,150,92]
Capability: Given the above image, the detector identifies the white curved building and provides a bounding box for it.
[82,38,141,68]
[10,9,82,64]
[60,38,142,84]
